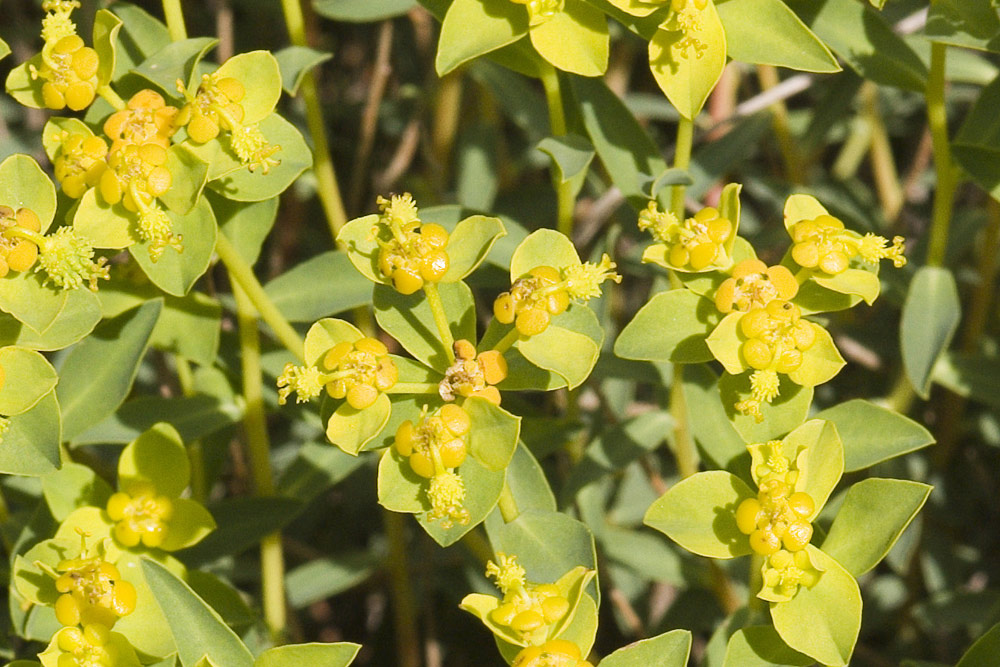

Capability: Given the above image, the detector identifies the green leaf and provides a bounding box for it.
[643,470,755,559]
[42,462,113,522]
[649,1,726,119]
[274,46,333,95]
[932,351,1000,409]
[537,134,595,185]
[466,397,521,471]
[0,346,57,415]
[0,284,101,352]
[0,155,57,233]
[821,478,932,577]
[784,0,927,91]
[57,299,163,440]
[0,391,61,476]
[178,497,304,566]
[255,644,361,667]
[503,441,557,513]
[705,312,744,374]
[601,629,693,667]
[111,3,171,75]
[900,266,960,398]
[770,545,861,667]
[131,196,217,296]
[530,0,608,77]
[336,214,381,283]
[442,215,506,282]
[723,626,812,667]
[286,550,378,608]
[518,305,603,389]
[303,317,363,366]
[265,251,373,322]
[5,55,46,109]
[325,392,392,455]
[572,76,671,207]
[212,192,278,263]
[787,323,845,387]
[141,558,255,667]
[925,0,1000,53]
[0,37,9,61]
[814,399,934,472]
[214,50,282,124]
[93,9,123,87]
[717,0,839,73]
[203,113,313,202]
[160,498,217,551]
[683,364,747,470]
[719,372,813,443]
[161,144,209,215]
[776,419,844,516]
[953,71,1000,201]
[489,509,599,603]
[118,422,190,497]
[315,0,416,21]
[134,37,219,95]
[812,268,881,305]
[510,229,581,277]
[72,188,136,249]
[72,393,240,446]
[958,621,1000,667]
[436,0,527,76]
[615,289,720,363]
[373,281,476,373]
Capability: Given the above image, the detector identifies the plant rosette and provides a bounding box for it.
[434,0,610,77]
[643,419,864,665]
[460,553,596,651]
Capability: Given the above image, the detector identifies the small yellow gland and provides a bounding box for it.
[512,639,592,667]
[54,132,108,198]
[715,259,799,313]
[106,485,174,549]
[54,551,137,628]
[0,206,42,278]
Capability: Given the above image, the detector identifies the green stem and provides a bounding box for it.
[383,510,421,667]
[97,84,125,111]
[233,284,286,642]
[279,0,349,243]
[423,282,455,364]
[669,364,697,479]
[175,357,206,505]
[748,553,765,615]
[670,117,694,220]
[215,234,304,362]
[497,480,520,523]
[490,327,520,355]
[538,63,575,238]
[925,42,956,268]
[161,0,188,41]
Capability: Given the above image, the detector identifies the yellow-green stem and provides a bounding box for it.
[215,233,305,362]
[748,553,765,615]
[233,284,286,642]
[97,84,125,111]
[491,327,520,355]
[161,0,187,41]
[175,357,206,505]
[756,65,803,184]
[279,0,349,243]
[423,282,455,364]
[383,510,421,667]
[926,42,956,268]
[669,364,697,479]
[498,480,520,523]
[670,117,694,220]
[538,63,575,237]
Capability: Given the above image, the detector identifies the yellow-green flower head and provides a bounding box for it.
[106,482,174,549]
[230,123,281,174]
[394,404,471,479]
[760,548,823,602]
[373,193,451,295]
[37,226,110,291]
[513,640,593,667]
[32,32,100,111]
[40,0,81,45]
[439,339,507,405]
[53,132,109,199]
[42,623,142,667]
[563,253,621,301]
[53,535,137,628]
[278,337,398,409]
[484,553,574,646]
[177,73,246,143]
[510,0,565,26]
[103,89,180,155]
[789,214,906,275]
[427,470,470,529]
[714,259,799,314]
[639,202,733,271]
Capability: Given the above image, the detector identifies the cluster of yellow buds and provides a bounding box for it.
[394,404,472,527]
[513,640,593,667]
[669,0,710,56]
[714,259,798,314]
[495,256,620,337]
[53,540,137,628]
[485,554,572,647]
[761,548,822,600]
[739,300,817,374]
[373,194,450,295]
[103,89,180,154]
[509,0,564,26]
[735,445,816,555]
[53,133,108,198]
[639,202,733,271]
[31,2,100,111]
[178,73,281,173]
[439,339,507,405]
[0,206,42,278]
[0,206,108,290]
[98,142,180,261]
[50,623,131,667]
[789,214,906,275]
[106,483,175,549]
[277,337,398,410]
